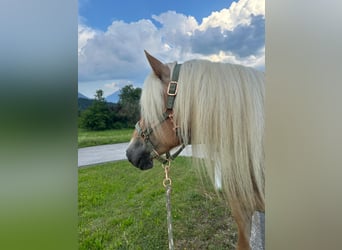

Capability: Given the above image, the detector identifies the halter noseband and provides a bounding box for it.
[135,63,185,164]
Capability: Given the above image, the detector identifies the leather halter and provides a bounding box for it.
[135,63,185,164]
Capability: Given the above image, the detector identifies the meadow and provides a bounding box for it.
[79,157,237,249]
[78,128,133,148]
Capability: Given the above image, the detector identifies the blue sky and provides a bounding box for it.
[79,0,265,98]
[79,0,234,30]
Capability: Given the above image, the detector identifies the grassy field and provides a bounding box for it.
[79,157,237,249]
[78,128,134,148]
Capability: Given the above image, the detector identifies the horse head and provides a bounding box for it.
[126,51,182,170]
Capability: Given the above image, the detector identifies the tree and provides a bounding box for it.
[94,89,105,102]
[79,86,142,130]
[118,85,141,127]
[119,85,141,106]
[80,89,111,130]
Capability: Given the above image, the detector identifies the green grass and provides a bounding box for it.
[78,128,134,148]
[79,157,237,249]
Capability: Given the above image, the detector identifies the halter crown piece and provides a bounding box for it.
[135,63,185,164]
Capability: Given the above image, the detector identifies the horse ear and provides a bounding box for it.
[144,50,170,82]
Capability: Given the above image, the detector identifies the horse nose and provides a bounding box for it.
[126,140,141,166]
[125,140,154,170]
[126,145,134,163]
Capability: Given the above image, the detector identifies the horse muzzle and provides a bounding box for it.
[126,139,154,170]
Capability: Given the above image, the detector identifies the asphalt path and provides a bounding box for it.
[78,143,192,167]
[78,143,129,167]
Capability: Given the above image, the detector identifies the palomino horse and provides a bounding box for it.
[126,51,264,250]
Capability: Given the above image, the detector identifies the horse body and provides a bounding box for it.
[126,51,264,250]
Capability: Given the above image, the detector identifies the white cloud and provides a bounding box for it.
[152,11,198,39]
[206,48,264,70]
[78,19,164,82]
[199,0,264,31]
[78,0,265,91]
[78,23,99,56]
[104,82,118,90]
[191,14,264,58]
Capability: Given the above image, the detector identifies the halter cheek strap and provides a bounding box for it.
[135,63,185,164]
[165,63,181,110]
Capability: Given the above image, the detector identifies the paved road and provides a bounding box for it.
[78,143,192,167]
[78,143,129,167]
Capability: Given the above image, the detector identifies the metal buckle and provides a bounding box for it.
[167,81,178,96]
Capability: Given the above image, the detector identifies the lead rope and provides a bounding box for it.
[162,63,180,250]
[163,161,174,250]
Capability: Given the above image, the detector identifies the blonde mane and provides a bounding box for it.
[140,59,264,214]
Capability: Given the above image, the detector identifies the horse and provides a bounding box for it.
[126,51,265,250]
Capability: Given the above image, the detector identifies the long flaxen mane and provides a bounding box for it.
[140,59,265,216]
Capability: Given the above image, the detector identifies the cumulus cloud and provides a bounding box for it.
[78,19,161,82]
[78,0,265,87]
[191,14,264,58]
[151,11,197,52]
[199,0,264,31]
[78,23,99,55]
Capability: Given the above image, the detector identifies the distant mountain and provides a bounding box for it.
[78,98,94,112]
[78,92,89,99]
[78,90,121,113]
[105,90,120,103]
